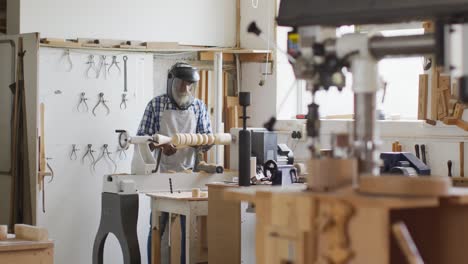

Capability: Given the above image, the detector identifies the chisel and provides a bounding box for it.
[421,144,427,165]
[448,160,452,177]
[415,144,420,159]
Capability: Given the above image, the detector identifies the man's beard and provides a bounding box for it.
[175,94,191,108]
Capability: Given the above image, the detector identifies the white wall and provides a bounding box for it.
[240,0,276,49]
[242,62,276,127]
[19,0,236,47]
[239,0,278,127]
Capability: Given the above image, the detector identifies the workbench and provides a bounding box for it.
[0,237,54,264]
[224,185,468,264]
[147,191,208,264]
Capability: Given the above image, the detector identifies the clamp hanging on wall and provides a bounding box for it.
[70,144,80,160]
[120,94,128,110]
[93,144,117,173]
[82,144,96,165]
[86,55,98,78]
[92,92,110,116]
[77,92,89,112]
[61,49,73,72]
[96,55,109,79]
[108,55,121,76]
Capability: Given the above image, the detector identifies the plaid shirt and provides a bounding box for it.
[137,94,212,136]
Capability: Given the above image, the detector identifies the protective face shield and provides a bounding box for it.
[167,63,200,109]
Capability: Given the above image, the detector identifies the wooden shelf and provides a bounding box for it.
[40,43,271,56]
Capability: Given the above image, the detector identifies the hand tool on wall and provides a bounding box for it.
[82,144,96,165]
[392,222,424,264]
[461,142,465,177]
[92,92,110,116]
[61,49,73,72]
[123,55,128,92]
[108,55,121,76]
[421,144,427,165]
[414,144,420,159]
[120,93,128,110]
[77,92,89,112]
[96,55,108,79]
[70,144,80,160]
[448,160,453,177]
[86,55,97,78]
[93,144,117,173]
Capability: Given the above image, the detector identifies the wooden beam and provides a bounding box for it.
[236,0,240,48]
[430,70,439,120]
[418,74,428,120]
[199,51,272,63]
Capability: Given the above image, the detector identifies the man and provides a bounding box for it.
[137,62,212,264]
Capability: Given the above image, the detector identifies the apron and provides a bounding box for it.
[158,107,197,172]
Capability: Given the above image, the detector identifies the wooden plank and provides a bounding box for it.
[14,225,48,242]
[199,51,271,62]
[0,239,53,252]
[200,52,234,61]
[438,75,451,119]
[152,226,160,264]
[236,0,240,48]
[146,191,208,201]
[456,119,468,131]
[460,142,465,178]
[418,74,428,120]
[430,70,439,120]
[207,185,241,264]
[239,53,270,62]
[170,215,181,264]
[145,42,179,49]
[0,247,53,264]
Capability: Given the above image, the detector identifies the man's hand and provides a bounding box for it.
[161,143,177,156]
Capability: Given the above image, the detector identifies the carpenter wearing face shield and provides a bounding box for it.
[137,62,212,264]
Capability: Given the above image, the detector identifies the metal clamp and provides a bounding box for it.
[120,93,128,110]
[86,55,98,78]
[70,144,80,160]
[92,92,110,116]
[77,92,89,112]
[108,55,121,76]
[62,49,73,72]
[96,55,109,79]
[93,144,117,173]
[82,144,96,164]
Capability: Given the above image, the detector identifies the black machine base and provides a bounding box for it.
[92,192,140,264]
